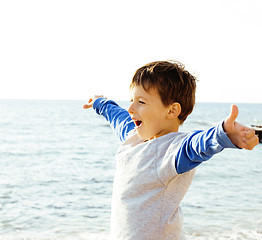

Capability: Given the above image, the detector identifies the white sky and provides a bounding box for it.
[0,0,262,103]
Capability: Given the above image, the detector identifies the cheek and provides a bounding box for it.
[141,110,153,121]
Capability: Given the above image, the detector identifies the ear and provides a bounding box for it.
[167,102,181,119]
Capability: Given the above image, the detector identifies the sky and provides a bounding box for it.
[0,0,262,103]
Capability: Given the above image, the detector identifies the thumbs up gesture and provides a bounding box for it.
[223,105,259,150]
[83,95,105,109]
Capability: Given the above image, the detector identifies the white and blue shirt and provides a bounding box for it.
[93,98,237,240]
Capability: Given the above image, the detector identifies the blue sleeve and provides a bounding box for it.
[93,98,135,142]
[175,122,239,174]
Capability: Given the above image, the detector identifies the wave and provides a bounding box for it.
[186,229,262,240]
[1,229,262,240]
[0,232,109,240]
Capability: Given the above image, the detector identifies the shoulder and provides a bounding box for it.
[120,130,189,151]
[155,132,190,150]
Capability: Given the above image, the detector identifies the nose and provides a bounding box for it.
[128,102,135,114]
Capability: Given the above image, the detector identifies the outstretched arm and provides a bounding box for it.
[223,105,259,150]
[175,104,259,174]
[83,96,135,142]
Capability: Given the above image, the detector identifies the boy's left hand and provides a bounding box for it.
[223,105,259,150]
[83,95,105,109]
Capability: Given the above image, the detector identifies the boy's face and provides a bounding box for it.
[128,85,175,140]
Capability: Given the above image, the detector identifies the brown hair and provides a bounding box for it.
[130,60,197,123]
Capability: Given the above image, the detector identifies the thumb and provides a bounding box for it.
[83,98,94,109]
[227,104,239,124]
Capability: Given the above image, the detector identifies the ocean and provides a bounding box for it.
[0,99,262,240]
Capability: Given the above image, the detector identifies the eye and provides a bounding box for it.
[139,100,145,104]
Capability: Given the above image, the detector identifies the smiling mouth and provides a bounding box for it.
[134,120,142,127]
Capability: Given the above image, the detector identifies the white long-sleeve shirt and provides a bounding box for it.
[93,98,237,240]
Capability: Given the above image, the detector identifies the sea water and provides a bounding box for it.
[0,99,261,240]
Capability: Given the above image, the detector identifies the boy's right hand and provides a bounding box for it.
[83,95,105,109]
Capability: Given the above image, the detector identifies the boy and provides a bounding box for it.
[83,61,258,240]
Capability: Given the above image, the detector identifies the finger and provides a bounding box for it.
[244,135,259,150]
[227,104,239,124]
[83,104,92,109]
[94,95,105,99]
[243,129,256,139]
[241,130,259,149]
